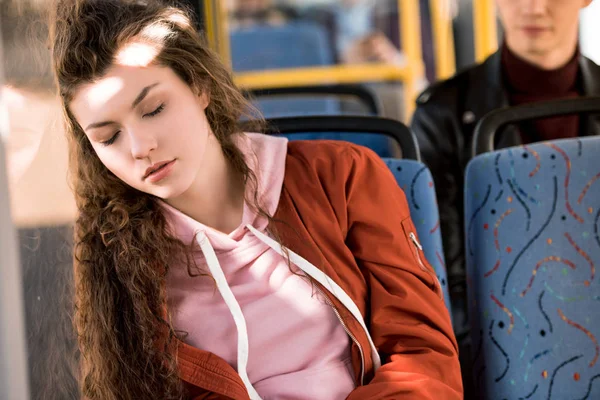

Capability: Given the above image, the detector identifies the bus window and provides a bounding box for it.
[2,1,79,399]
[581,0,600,65]
[1,4,31,400]
[226,0,407,70]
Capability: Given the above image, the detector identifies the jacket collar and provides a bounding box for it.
[462,51,509,161]
[580,57,600,137]
[581,56,600,96]
[482,50,519,150]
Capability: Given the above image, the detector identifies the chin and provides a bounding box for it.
[524,35,554,49]
[525,44,552,57]
[132,171,194,200]
[149,186,187,200]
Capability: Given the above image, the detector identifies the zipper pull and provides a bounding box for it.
[409,232,443,299]
[409,232,423,251]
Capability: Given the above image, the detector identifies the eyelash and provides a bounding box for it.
[144,103,165,118]
[100,103,165,146]
[101,131,120,147]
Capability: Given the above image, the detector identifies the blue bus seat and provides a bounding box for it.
[384,158,452,315]
[279,131,400,158]
[230,22,334,71]
[465,137,600,399]
[254,97,341,118]
[231,23,338,117]
[261,116,417,159]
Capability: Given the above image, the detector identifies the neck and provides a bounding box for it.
[165,133,246,234]
[505,38,578,71]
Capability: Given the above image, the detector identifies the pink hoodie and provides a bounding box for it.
[163,133,355,399]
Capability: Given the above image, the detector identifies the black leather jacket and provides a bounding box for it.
[410,51,600,327]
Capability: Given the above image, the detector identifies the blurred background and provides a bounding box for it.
[1,1,600,399]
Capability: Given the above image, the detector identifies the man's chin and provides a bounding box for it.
[521,42,553,58]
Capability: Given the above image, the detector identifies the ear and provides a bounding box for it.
[196,88,210,110]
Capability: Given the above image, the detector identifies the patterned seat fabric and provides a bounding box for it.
[384,158,452,315]
[464,137,600,399]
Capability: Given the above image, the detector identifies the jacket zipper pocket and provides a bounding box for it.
[408,232,442,299]
[314,284,366,386]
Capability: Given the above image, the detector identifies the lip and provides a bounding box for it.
[143,159,176,182]
[522,26,549,35]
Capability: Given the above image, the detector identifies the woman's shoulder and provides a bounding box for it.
[285,139,381,171]
[282,139,389,203]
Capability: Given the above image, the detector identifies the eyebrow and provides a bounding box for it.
[85,82,160,131]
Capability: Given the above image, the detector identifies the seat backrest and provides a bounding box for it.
[464,137,600,399]
[383,158,452,315]
[230,22,334,72]
[260,116,420,160]
[231,23,338,118]
[246,84,382,119]
[279,131,401,158]
[472,97,600,158]
[253,97,341,118]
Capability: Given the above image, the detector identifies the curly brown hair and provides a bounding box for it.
[49,1,267,398]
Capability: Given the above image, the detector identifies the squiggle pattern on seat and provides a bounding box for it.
[465,138,600,399]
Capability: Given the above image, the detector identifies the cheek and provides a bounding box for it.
[497,5,515,30]
[94,148,135,184]
[555,9,578,34]
[167,108,210,146]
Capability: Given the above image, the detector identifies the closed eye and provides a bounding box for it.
[143,103,164,118]
[101,131,120,146]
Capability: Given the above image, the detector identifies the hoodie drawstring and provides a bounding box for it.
[195,226,381,400]
[196,231,263,400]
[245,225,381,372]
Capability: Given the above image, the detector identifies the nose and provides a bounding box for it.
[128,127,157,160]
[523,0,547,15]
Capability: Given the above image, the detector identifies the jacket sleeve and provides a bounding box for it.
[342,146,462,400]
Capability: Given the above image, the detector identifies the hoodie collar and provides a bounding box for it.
[161,133,289,249]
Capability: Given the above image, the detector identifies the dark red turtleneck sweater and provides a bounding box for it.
[501,42,582,144]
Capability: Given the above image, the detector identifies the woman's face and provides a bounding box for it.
[70,63,214,201]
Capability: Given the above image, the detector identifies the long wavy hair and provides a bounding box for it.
[49,1,268,398]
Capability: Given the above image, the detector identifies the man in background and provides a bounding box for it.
[227,0,299,29]
[411,0,600,397]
